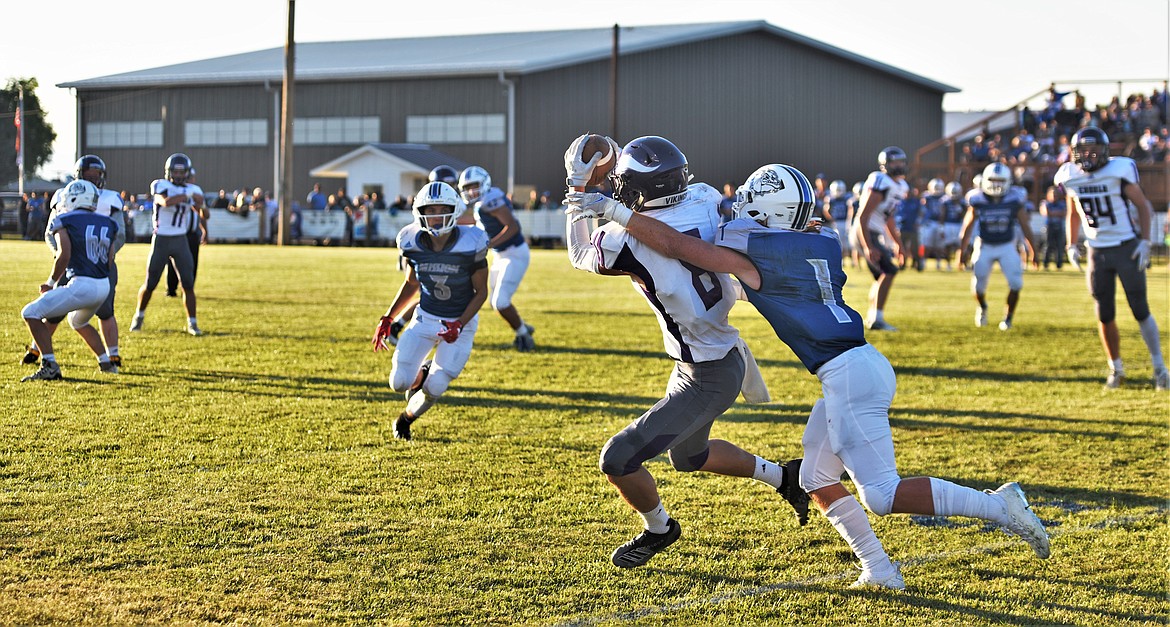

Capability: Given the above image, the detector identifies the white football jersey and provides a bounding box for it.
[590,183,740,363]
[46,187,124,251]
[857,171,909,232]
[150,179,198,236]
[1054,157,1141,248]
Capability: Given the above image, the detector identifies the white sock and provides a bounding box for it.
[98,355,111,364]
[108,346,119,357]
[929,478,1004,523]
[1138,316,1166,369]
[135,311,145,319]
[188,317,198,327]
[825,496,893,576]
[751,456,786,490]
[639,502,672,534]
[515,321,531,336]
[1110,358,1124,376]
[42,353,56,364]
[874,309,885,322]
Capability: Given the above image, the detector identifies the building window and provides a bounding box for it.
[406,114,505,144]
[186,119,267,146]
[87,121,163,148]
[294,116,380,145]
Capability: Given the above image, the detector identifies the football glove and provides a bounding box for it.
[1066,245,1082,271]
[437,319,463,343]
[1132,240,1151,270]
[564,191,633,226]
[564,134,619,188]
[373,316,395,352]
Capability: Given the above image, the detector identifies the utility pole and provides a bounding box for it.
[610,24,619,139]
[278,0,296,245]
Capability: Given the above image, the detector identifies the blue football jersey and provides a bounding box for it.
[49,209,119,281]
[396,224,489,319]
[826,195,851,222]
[716,220,866,373]
[473,187,525,251]
[921,193,944,222]
[965,187,1027,245]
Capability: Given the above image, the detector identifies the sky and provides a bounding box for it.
[5,0,1168,179]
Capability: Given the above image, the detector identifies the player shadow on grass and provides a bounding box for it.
[892,364,1107,385]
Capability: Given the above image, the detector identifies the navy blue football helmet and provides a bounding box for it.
[878,146,907,177]
[165,153,192,184]
[428,165,460,187]
[74,155,107,189]
[608,136,690,211]
[1071,127,1110,172]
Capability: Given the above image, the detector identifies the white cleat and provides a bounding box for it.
[975,307,988,327]
[866,319,898,332]
[998,319,1012,331]
[1105,371,1124,389]
[187,324,203,337]
[1154,367,1169,391]
[991,482,1050,559]
[850,563,905,591]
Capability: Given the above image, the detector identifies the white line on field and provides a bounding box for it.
[554,509,1166,627]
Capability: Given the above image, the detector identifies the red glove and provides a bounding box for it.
[437,319,463,343]
[373,316,394,352]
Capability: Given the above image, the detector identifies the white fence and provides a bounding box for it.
[131,207,569,245]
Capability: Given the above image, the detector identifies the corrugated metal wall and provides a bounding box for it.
[514,31,944,200]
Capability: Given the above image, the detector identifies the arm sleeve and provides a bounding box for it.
[566,214,602,273]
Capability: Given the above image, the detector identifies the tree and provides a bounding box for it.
[0,77,57,185]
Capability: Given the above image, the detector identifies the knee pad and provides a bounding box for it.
[855,477,899,516]
[667,448,708,473]
[421,368,453,398]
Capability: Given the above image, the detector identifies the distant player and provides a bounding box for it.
[920,178,946,270]
[564,135,806,570]
[373,182,490,440]
[578,162,1050,589]
[940,181,967,271]
[853,147,909,331]
[131,153,203,336]
[822,179,854,267]
[23,155,125,372]
[959,163,1036,331]
[164,167,206,298]
[458,166,536,351]
[20,180,122,381]
[383,165,467,348]
[1055,127,1168,390]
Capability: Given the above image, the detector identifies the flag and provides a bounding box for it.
[14,92,22,167]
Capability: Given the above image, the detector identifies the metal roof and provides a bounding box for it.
[310,143,473,178]
[59,21,957,93]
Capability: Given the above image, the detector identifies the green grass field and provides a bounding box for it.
[1,240,1167,625]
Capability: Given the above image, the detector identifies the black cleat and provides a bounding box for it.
[393,413,415,441]
[21,360,62,382]
[110,355,122,369]
[21,345,40,365]
[611,518,681,568]
[779,458,811,526]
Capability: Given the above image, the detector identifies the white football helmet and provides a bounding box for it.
[412,181,461,235]
[63,179,100,212]
[829,179,847,199]
[945,181,963,197]
[927,178,945,195]
[980,163,1011,198]
[733,164,816,231]
[457,166,491,204]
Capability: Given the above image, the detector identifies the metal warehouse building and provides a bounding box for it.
[59,20,956,203]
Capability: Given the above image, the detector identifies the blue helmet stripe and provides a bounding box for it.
[778,164,815,227]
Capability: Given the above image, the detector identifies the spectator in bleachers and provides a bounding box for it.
[970,135,990,162]
[210,189,231,209]
[370,191,386,211]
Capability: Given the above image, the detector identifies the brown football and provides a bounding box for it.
[583,134,616,187]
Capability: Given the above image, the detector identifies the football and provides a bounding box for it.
[582,134,616,187]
